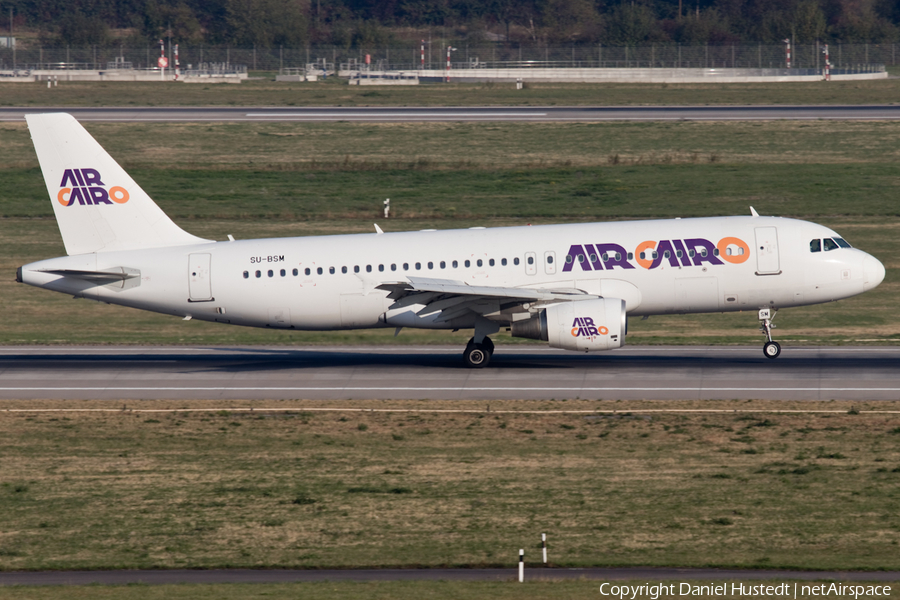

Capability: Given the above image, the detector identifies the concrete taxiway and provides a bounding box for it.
[0,345,897,401]
[2,105,900,122]
[1,566,898,586]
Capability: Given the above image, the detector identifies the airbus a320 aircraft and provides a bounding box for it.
[17,113,885,367]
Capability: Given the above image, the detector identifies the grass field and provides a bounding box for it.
[3,75,900,107]
[1,400,899,572]
[0,119,897,346]
[2,580,899,600]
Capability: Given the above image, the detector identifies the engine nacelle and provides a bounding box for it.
[511,298,626,352]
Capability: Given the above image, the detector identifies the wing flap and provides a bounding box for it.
[378,276,599,324]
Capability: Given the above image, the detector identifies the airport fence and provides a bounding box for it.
[0,42,892,74]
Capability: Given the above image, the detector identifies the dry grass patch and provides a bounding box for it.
[0,400,899,571]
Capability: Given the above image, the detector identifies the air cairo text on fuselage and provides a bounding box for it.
[563,236,750,272]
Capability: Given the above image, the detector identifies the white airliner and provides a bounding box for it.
[17,113,885,367]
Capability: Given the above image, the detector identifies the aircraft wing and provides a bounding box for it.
[376,276,596,323]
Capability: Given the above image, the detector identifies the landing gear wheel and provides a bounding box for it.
[481,337,494,356]
[763,341,781,359]
[463,343,491,368]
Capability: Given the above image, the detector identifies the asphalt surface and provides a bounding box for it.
[1,567,898,585]
[2,105,900,122]
[0,345,897,401]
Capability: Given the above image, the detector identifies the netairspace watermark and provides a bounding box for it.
[599,582,893,600]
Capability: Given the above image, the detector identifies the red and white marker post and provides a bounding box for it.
[420,39,425,70]
[445,46,455,82]
[783,39,791,69]
[174,44,180,80]
[823,44,830,81]
[518,549,524,582]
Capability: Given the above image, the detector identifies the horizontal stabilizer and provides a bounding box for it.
[39,267,139,282]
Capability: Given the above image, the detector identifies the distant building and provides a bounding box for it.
[0,36,15,48]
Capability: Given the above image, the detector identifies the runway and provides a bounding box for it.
[2,105,900,122]
[0,345,897,401]
[1,566,898,586]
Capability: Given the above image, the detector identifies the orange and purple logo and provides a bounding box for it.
[571,317,608,339]
[563,237,750,272]
[57,168,129,207]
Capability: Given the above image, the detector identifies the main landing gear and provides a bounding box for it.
[464,336,494,368]
[759,308,781,359]
[463,317,500,368]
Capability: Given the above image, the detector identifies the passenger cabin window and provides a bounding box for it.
[256,270,261,278]
[403,263,409,271]
[379,264,385,272]
[501,258,507,266]
[547,255,554,264]
[329,267,335,275]
[452,260,458,268]
[280,269,286,277]
[465,260,471,268]
[391,264,397,271]
[440,261,446,269]
[427,262,433,269]
[268,270,274,277]
[476,259,483,267]
[292,268,298,276]
[824,238,839,251]
[366,265,372,273]
[489,259,495,267]
[243,271,249,279]
[416,262,422,270]
[514,257,520,265]
[341,266,348,274]
[305,268,311,276]
[527,256,534,265]
[317,267,323,275]
[810,239,821,253]
[354,266,360,273]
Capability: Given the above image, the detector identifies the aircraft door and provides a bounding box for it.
[188,253,213,301]
[754,227,781,275]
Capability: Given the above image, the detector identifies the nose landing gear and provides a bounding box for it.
[759,308,781,359]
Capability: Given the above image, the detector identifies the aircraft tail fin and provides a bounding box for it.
[26,113,211,255]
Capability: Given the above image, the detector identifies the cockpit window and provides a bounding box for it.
[809,239,821,253]
[834,237,852,248]
[824,238,839,251]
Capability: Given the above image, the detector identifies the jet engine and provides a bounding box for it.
[511,298,626,352]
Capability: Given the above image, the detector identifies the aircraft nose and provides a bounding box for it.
[863,254,885,291]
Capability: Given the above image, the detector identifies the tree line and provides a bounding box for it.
[5,0,898,48]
